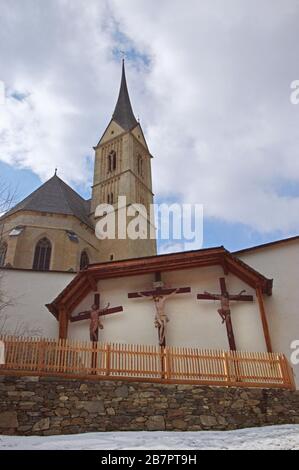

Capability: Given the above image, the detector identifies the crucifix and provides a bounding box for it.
[70,293,123,342]
[128,273,191,347]
[197,277,253,351]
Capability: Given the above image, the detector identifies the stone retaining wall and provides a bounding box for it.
[0,375,299,435]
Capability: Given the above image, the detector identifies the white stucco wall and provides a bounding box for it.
[237,239,299,388]
[0,269,74,338]
[69,265,266,353]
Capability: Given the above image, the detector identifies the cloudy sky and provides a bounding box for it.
[0,0,299,252]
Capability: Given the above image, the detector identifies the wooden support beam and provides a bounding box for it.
[256,285,272,353]
[87,275,98,292]
[66,283,91,313]
[58,305,69,339]
[221,256,229,275]
[58,276,87,304]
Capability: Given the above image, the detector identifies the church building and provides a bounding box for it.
[0,60,156,272]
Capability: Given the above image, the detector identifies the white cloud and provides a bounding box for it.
[0,0,299,233]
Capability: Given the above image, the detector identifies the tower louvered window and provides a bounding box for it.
[108,150,116,172]
[137,155,143,177]
[107,192,114,204]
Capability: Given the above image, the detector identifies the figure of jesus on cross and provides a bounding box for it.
[89,302,110,342]
[137,289,180,347]
[128,274,191,347]
[70,293,123,342]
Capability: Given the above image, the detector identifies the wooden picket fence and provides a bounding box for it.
[0,335,295,390]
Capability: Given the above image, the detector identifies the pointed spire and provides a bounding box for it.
[112,59,138,131]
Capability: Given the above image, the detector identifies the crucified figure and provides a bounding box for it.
[89,302,110,342]
[204,289,245,322]
[203,287,246,351]
[137,289,180,347]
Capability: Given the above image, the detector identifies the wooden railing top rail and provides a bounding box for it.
[0,335,295,390]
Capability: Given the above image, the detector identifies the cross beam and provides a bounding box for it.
[70,306,123,323]
[128,287,191,299]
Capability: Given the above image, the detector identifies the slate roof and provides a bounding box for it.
[112,60,138,131]
[2,174,93,228]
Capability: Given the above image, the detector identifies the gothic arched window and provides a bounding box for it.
[80,250,89,270]
[33,238,52,271]
[0,242,7,267]
[108,150,116,172]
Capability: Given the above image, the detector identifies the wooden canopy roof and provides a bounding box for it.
[46,246,273,320]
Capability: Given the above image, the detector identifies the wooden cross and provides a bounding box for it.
[197,277,253,351]
[128,286,191,299]
[128,273,191,347]
[70,293,123,342]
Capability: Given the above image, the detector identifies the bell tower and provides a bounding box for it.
[91,60,157,262]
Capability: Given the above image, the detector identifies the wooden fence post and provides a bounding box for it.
[165,347,171,381]
[223,351,231,383]
[91,342,98,375]
[160,346,166,380]
[37,340,46,372]
[106,344,111,376]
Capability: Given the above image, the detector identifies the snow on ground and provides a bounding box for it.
[0,425,299,450]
